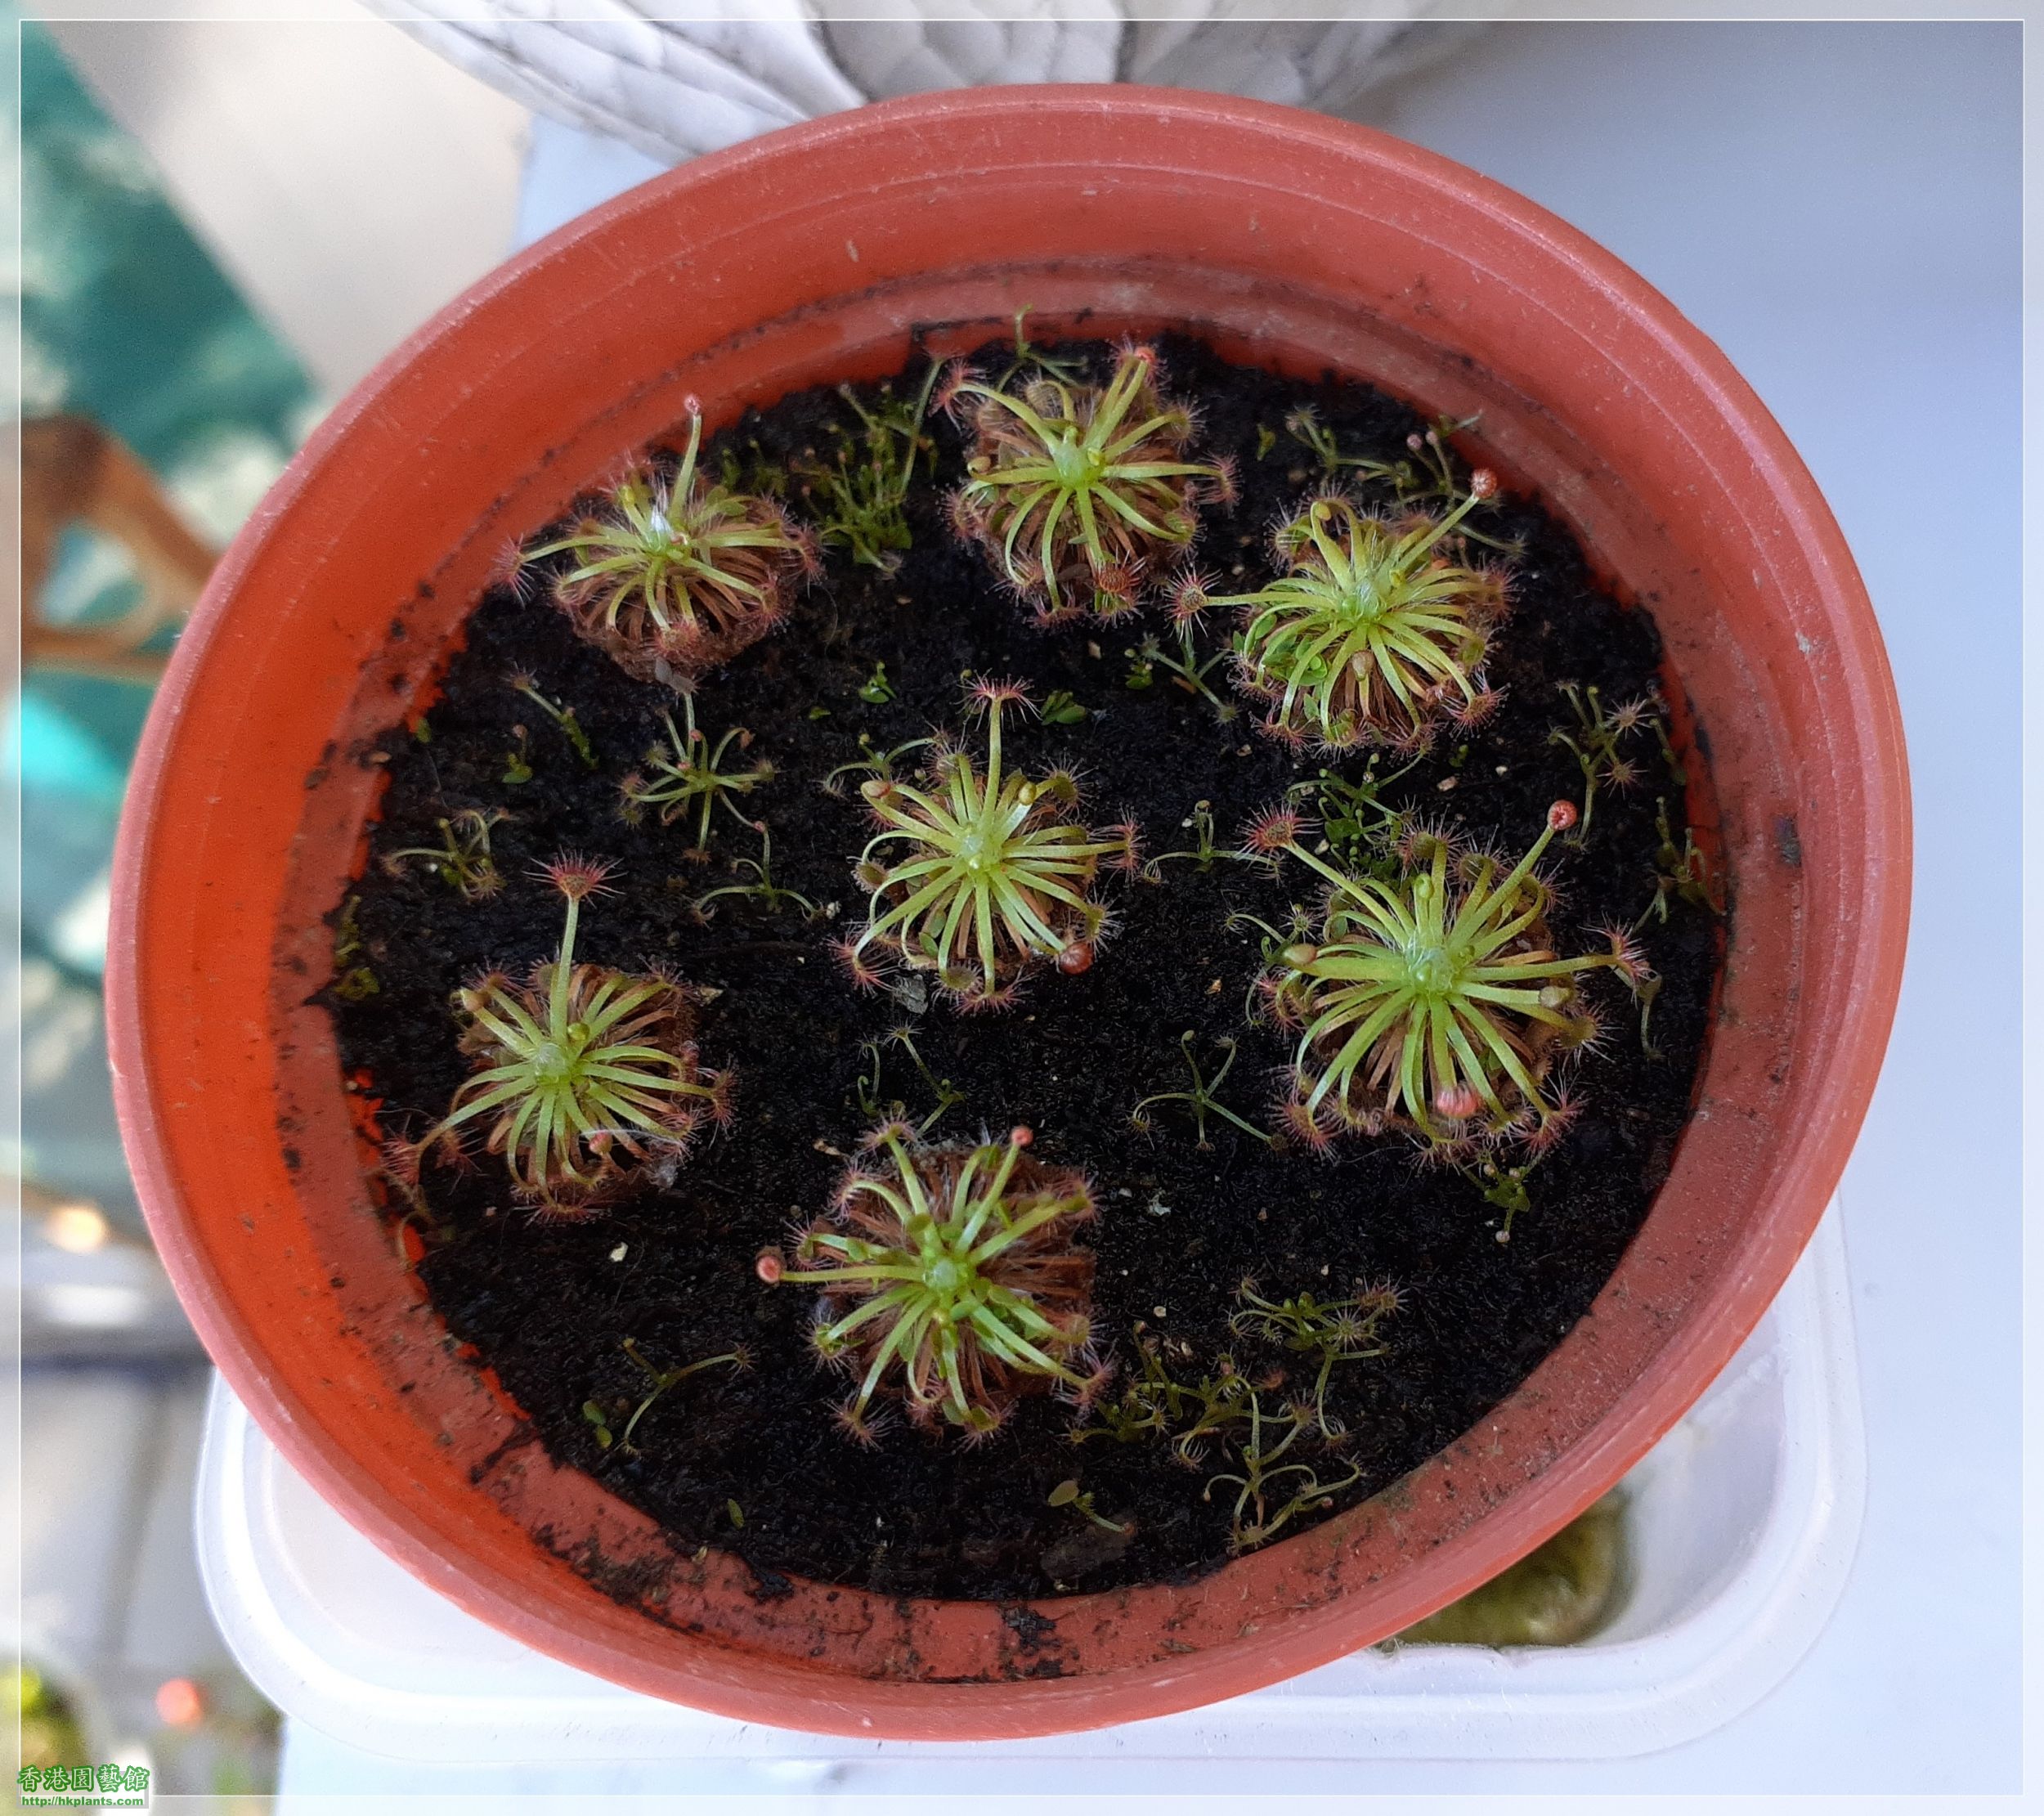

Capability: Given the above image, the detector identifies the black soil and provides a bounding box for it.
[329,334,1718,1601]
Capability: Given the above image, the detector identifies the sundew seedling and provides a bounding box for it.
[518,399,817,687]
[1245,800,1653,1151]
[507,671,597,769]
[1074,1335,1251,1462]
[690,823,822,922]
[946,343,1234,621]
[755,1123,1105,1439]
[993,307,1088,389]
[1047,1477,1127,1534]
[840,681,1138,1009]
[329,895,379,1002]
[1130,1030,1273,1151]
[1204,1394,1362,1555]
[819,731,936,800]
[1634,797,1724,946]
[381,808,507,901]
[1142,799,1262,881]
[618,692,773,851]
[1289,410,1522,555]
[1074,1275,1401,1553]
[1186,478,1508,753]
[1230,1279,1400,1438]
[1123,594,1239,722]
[854,1024,965,1135]
[616,1338,750,1454]
[796,361,943,572]
[1549,683,1663,842]
[1285,754,1423,873]
[415,857,733,1214]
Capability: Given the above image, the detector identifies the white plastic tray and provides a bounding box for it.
[199,1204,1862,1778]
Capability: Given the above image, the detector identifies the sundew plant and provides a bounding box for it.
[1188,479,1508,752]
[842,681,1138,1008]
[756,1123,1102,1438]
[418,858,733,1213]
[518,400,816,687]
[1247,801,1652,1149]
[946,343,1233,621]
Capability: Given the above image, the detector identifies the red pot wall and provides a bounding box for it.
[108,90,1907,1739]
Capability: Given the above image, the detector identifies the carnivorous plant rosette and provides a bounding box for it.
[517,398,816,686]
[840,681,1139,1008]
[1246,800,1652,1150]
[415,857,733,1213]
[616,690,773,851]
[755,1123,1103,1438]
[945,343,1234,621]
[1185,477,1508,751]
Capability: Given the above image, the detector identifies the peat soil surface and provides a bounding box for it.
[330,334,1718,1601]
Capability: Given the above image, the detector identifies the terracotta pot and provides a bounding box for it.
[109,89,1908,1740]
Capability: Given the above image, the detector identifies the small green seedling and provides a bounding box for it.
[1143,800,1262,881]
[757,1123,1104,1438]
[1548,683,1662,843]
[1289,411,1521,554]
[1048,1478,1127,1534]
[1131,1030,1273,1150]
[1074,1340,1253,1464]
[1286,755,1422,872]
[619,692,773,850]
[331,895,379,1001]
[1122,602,1238,721]
[692,823,821,921]
[501,727,534,785]
[508,671,598,768]
[820,732,936,800]
[1203,1395,1362,1555]
[796,361,942,572]
[616,1338,749,1453]
[1041,689,1089,726]
[382,808,508,901]
[1459,1150,1545,1244]
[858,661,897,705]
[1635,796,1724,930]
[993,307,1088,389]
[1230,1279,1400,1437]
[854,1024,965,1135]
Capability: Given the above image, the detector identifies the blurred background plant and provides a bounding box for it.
[4,6,516,1796]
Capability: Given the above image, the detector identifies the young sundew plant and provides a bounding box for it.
[381,807,507,901]
[755,1123,1103,1439]
[944,343,1235,621]
[1183,478,1508,753]
[1246,800,1653,1150]
[516,399,817,688]
[617,691,773,851]
[415,858,733,1214]
[840,681,1139,1009]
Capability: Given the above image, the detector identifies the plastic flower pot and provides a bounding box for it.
[108,88,1907,1742]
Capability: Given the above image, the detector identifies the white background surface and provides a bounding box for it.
[264,17,2019,1799]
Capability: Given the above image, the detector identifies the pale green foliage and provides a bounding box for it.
[762,1124,1100,1438]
